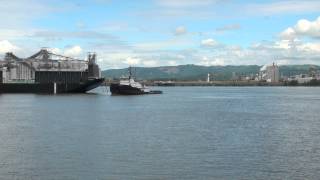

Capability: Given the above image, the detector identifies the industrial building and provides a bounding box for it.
[259,63,280,83]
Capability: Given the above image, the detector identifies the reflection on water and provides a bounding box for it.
[0,87,320,179]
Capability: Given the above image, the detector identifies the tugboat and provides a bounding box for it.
[110,67,162,95]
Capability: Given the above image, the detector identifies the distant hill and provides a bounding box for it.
[102,64,320,81]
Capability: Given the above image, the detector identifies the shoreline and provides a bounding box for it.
[104,80,320,87]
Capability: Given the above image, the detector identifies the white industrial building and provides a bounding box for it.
[259,63,280,83]
[288,74,314,84]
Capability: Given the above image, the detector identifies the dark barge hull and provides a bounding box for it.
[110,83,162,95]
[0,78,105,94]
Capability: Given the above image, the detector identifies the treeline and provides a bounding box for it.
[102,64,320,81]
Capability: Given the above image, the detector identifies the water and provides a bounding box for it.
[0,87,320,179]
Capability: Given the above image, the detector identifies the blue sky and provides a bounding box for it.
[0,0,320,69]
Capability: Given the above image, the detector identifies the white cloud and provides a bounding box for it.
[168,60,178,66]
[294,17,320,37]
[123,57,141,65]
[215,24,241,32]
[0,1,51,28]
[201,39,220,48]
[0,40,19,53]
[32,30,119,40]
[199,56,225,66]
[0,29,34,40]
[95,37,320,69]
[280,27,296,40]
[143,60,158,67]
[49,47,62,55]
[281,17,320,39]
[174,26,187,36]
[176,54,186,59]
[76,21,87,29]
[136,0,226,20]
[134,38,194,51]
[94,47,197,69]
[64,46,82,57]
[246,1,320,16]
[143,0,320,21]
[96,51,135,69]
[273,40,293,50]
[155,0,220,8]
[298,43,320,52]
[89,24,320,70]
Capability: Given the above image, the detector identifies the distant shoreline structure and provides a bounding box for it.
[104,80,320,87]
[103,64,320,86]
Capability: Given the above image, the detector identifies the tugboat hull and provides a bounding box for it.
[110,83,162,95]
[110,83,146,95]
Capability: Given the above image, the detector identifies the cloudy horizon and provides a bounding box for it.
[0,0,320,69]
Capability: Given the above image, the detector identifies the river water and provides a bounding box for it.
[0,87,320,179]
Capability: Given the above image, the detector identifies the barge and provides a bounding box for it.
[0,48,104,94]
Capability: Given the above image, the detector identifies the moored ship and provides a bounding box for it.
[0,48,104,94]
[110,67,162,95]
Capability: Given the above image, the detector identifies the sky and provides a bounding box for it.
[0,0,320,69]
